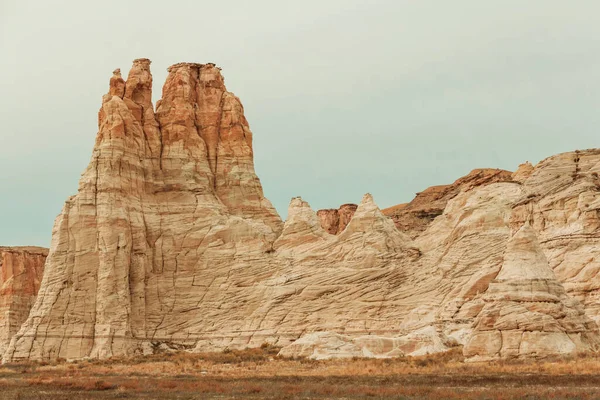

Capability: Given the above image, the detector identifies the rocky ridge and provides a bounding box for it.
[382,168,513,238]
[3,59,600,362]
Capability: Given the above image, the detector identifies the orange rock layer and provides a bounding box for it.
[317,204,358,235]
[0,247,47,354]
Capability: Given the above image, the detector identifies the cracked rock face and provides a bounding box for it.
[278,326,451,359]
[4,60,421,363]
[3,59,282,362]
[4,59,600,362]
[0,247,47,355]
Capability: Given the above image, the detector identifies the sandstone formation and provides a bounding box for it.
[317,204,357,235]
[4,59,600,363]
[273,197,334,254]
[279,326,450,360]
[512,161,534,182]
[463,224,600,360]
[382,168,513,238]
[3,60,421,362]
[4,59,282,362]
[0,247,47,355]
[510,150,600,326]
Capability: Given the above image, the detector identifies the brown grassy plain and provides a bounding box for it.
[1,345,600,399]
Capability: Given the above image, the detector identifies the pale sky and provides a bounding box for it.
[1,1,600,246]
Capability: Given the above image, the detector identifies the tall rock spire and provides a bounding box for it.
[123,58,161,158]
[156,62,281,229]
[3,59,282,362]
[195,63,226,175]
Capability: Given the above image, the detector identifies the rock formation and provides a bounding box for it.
[273,197,334,254]
[279,326,451,360]
[0,247,47,355]
[4,59,600,362]
[464,224,600,360]
[414,181,524,347]
[512,161,534,182]
[510,150,600,326]
[3,60,420,362]
[4,59,282,362]
[382,168,513,238]
[317,204,357,234]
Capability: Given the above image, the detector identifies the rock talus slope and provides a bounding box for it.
[4,59,600,362]
[0,247,47,355]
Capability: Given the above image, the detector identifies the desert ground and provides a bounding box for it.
[1,345,600,399]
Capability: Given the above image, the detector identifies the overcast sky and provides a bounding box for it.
[1,1,600,247]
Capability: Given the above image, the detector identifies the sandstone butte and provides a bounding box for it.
[3,59,600,363]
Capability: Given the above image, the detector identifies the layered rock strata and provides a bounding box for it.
[0,247,47,354]
[4,59,282,362]
[279,327,450,360]
[509,150,600,324]
[463,224,600,360]
[3,60,420,362]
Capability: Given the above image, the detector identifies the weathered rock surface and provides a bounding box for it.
[382,168,513,238]
[317,204,357,234]
[4,59,600,362]
[415,181,524,346]
[4,59,282,362]
[463,224,600,360]
[510,150,600,326]
[0,247,47,355]
[279,326,451,359]
[273,197,334,254]
[3,60,419,362]
[512,161,534,183]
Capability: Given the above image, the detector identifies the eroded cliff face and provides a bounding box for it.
[510,150,600,326]
[5,59,600,362]
[4,59,282,362]
[4,60,421,362]
[0,247,46,354]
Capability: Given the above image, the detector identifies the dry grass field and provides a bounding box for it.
[2,345,600,399]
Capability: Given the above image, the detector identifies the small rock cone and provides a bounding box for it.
[464,223,600,360]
